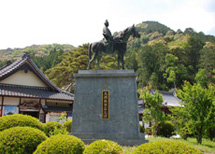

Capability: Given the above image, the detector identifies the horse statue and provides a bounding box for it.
[87,25,140,70]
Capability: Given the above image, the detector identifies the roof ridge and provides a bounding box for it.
[0,58,24,76]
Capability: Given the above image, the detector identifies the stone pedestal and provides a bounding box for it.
[71,70,148,146]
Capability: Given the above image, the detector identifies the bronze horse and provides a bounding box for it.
[87,25,140,70]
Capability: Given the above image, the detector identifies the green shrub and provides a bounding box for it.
[157,121,175,138]
[139,124,144,133]
[145,127,152,135]
[49,126,68,136]
[45,121,62,136]
[0,126,47,154]
[132,141,203,154]
[34,134,85,154]
[83,140,123,154]
[0,114,45,132]
[63,120,72,132]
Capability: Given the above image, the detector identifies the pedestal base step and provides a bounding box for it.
[81,138,148,146]
[70,132,148,146]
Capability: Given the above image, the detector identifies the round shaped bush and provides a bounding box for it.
[157,121,175,137]
[83,140,123,154]
[45,121,62,136]
[63,120,72,132]
[34,134,85,154]
[0,126,47,154]
[131,141,203,154]
[0,114,45,132]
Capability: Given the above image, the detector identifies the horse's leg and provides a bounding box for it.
[97,56,101,70]
[117,54,121,70]
[88,51,97,70]
[121,54,125,70]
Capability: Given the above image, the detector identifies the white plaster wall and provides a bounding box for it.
[41,99,45,106]
[45,112,66,123]
[46,112,50,122]
[4,97,19,106]
[0,70,48,87]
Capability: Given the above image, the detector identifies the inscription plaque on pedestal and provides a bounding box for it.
[102,90,110,120]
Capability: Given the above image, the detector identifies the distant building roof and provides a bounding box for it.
[151,90,181,107]
[138,90,181,114]
[0,53,74,101]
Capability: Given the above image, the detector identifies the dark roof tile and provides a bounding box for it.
[0,84,74,101]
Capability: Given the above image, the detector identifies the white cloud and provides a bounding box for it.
[157,0,215,33]
[0,0,214,49]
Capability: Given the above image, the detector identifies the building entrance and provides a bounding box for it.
[21,111,39,118]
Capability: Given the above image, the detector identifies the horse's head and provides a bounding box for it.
[130,24,140,38]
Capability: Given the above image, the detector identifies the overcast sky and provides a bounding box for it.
[0,0,214,49]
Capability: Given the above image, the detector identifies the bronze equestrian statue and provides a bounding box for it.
[87,20,140,70]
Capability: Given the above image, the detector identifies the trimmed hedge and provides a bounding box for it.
[157,121,175,138]
[34,134,85,154]
[0,126,47,154]
[0,114,45,132]
[83,140,123,154]
[63,120,72,132]
[45,121,62,136]
[131,141,203,154]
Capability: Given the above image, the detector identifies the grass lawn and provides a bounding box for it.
[122,137,215,154]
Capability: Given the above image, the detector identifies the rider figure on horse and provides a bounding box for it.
[103,20,114,53]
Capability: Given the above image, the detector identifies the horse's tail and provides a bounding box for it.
[88,43,92,60]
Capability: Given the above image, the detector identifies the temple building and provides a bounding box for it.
[138,90,181,126]
[0,54,74,122]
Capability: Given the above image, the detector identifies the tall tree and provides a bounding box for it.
[164,53,187,88]
[140,90,164,137]
[45,44,89,88]
[185,37,204,74]
[176,81,215,144]
[137,43,168,89]
[195,69,208,87]
[45,44,117,89]
[199,43,215,84]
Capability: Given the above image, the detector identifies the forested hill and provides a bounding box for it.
[127,21,215,53]
[1,21,215,92]
[0,44,75,71]
[0,44,75,61]
[125,21,215,90]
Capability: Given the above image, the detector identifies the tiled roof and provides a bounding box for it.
[42,106,73,112]
[0,84,74,101]
[138,90,181,113]
[0,53,59,91]
[153,90,181,107]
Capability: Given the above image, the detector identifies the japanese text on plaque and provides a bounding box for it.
[102,90,110,120]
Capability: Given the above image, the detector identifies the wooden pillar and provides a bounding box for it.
[0,96,4,117]
[18,97,21,114]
